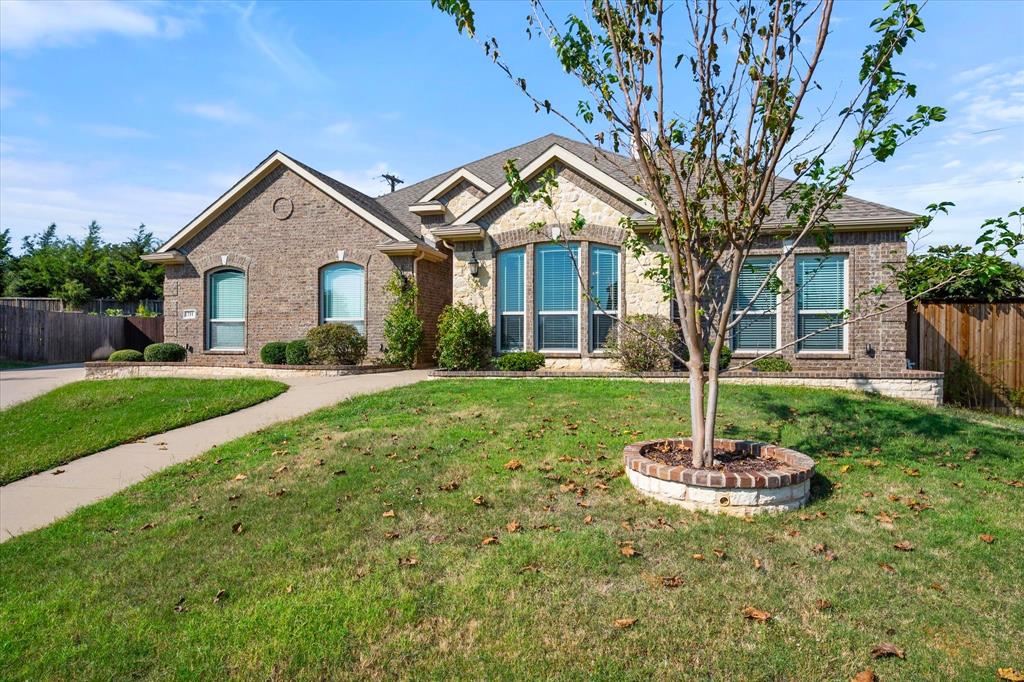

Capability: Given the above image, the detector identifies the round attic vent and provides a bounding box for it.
[272,197,293,220]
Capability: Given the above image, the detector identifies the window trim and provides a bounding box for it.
[319,261,367,334]
[589,244,620,352]
[534,242,581,353]
[496,248,526,353]
[795,254,849,354]
[205,267,246,352]
[729,256,782,354]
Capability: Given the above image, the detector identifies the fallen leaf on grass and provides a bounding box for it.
[140,522,155,531]
[660,575,684,588]
[173,597,188,614]
[504,459,523,471]
[839,464,852,474]
[816,599,833,610]
[997,668,1024,681]
[285,585,294,594]
[384,531,400,540]
[980,534,996,544]
[472,495,486,506]
[398,557,419,567]
[875,511,894,525]
[231,522,244,535]
[583,515,594,525]
[753,558,763,571]
[382,510,396,518]
[213,589,227,604]
[692,553,705,561]
[879,562,896,574]
[871,642,906,659]
[893,540,914,552]
[594,482,610,491]
[620,545,639,558]
[613,618,636,629]
[929,582,944,592]
[712,548,727,559]
[506,520,522,533]
[438,480,459,491]
[232,474,247,481]
[741,606,772,622]
[852,669,877,682]
[274,465,288,474]
[482,536,500,546]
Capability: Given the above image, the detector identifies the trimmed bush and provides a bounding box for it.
[608,314,680,372]
[680,343,733,371]
[306,323,367,365]
[108,349,144,362]
[260,341,288,365]
[382,272,424,368]
[285,339,311,366]
[496,351,545,372]
[143,343,187,362]
[435,303,493,370]
[752,356,792,372]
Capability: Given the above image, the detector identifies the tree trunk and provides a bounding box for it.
[702,366,720,466]
[687,361,706,468]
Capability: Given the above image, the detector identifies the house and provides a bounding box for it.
[143,133,915,371]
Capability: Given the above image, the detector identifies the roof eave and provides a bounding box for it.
[377,242,448,262]
[141,250,186,265]
[431,224,486,242]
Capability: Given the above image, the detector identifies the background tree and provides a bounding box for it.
[897,244,1024,302]
[434,0,1023,466]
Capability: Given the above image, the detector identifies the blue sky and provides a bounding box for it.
[1,0,1021,255]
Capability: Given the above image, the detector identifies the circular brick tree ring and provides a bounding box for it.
[623,438,815,516]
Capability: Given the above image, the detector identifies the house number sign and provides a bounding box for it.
[182,309,198,320]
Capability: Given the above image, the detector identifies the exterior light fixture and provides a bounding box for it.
[468,250,480,278]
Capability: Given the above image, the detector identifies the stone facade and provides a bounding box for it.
[162,166,449,366]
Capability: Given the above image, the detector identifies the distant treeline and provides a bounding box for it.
[0,222,163,309]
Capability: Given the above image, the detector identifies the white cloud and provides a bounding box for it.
[941,159,961,169]
[80,124,151,139]
[0,0,184,51]
[179,102,253,124]
[233,3,328,89]
[324,121,354,136]
[327,162,393,197]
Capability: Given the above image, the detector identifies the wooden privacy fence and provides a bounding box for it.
[908,301,1024,414]
[0,307,164,364]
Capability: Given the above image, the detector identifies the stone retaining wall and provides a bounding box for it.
[85,362,402,381]
[430,370,944,406]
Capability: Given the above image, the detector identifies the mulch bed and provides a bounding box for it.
[641,440,779,473]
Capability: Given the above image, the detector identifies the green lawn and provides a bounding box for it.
[0,378,288,485]
[1,380,1021,680]
[0,360,46,369]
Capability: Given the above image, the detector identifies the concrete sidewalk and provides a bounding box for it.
[0,363,86,409]
[0,369,429,541]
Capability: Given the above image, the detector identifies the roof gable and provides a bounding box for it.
[156,151,415,253]
[417,168,495,203]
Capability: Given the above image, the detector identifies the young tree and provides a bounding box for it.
[433,0,1023,466]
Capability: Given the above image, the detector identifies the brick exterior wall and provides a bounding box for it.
[162,166,448,366]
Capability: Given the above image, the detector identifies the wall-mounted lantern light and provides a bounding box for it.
[468,250,480,278]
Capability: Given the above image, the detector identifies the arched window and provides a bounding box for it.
[321,263,366,334]
[207,269,246,350]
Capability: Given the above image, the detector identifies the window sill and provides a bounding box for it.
[539,352,581,358]
[731,351,781,358]
[203,350,247,355]
[795,351,851,360]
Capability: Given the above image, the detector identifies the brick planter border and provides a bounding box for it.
[623,437,815,516]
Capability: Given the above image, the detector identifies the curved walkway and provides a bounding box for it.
[1,370,429,541]
[0,363,86,409]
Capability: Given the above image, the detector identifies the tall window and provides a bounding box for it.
[796,255,846,351]
[497,248,525,351]
[321,263,366,334]
[731,257,778,351]
[589,245,619,350]
[207,269,246,350]
[535,243,579,350]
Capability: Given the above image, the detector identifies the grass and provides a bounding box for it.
[0,378,288,485]
[0,380,1021,680]
[0,360,46,369]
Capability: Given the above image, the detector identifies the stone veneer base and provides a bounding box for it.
[85,362,404,381]
[624,438,816,516]
[430,370,944,406]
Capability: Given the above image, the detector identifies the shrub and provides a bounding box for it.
[608,314,680,372]
[260,341,288,365]
[382,271,424,368]
[143,342,186,362]
[435,303,493,370]
[680,343,733,371]
[285,339,310,366]
[496,351,545,372]
[108,349,143,362]
[751,356,792,372]
[306,323,367,365]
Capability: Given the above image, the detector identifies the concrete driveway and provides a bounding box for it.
[0,363,86,409]
[0,369,430,540]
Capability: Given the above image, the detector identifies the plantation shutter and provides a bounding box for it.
[498,249,525,313]
[208,269,245,350]
[322,263,365,334]
[731,257,777,350]
[536,243,579,350]
[796,255,845,351]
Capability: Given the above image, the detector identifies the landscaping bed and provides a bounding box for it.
[0,380,1020,679]
[0,378,287,485]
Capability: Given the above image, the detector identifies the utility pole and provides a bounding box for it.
[380,173,404,193]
